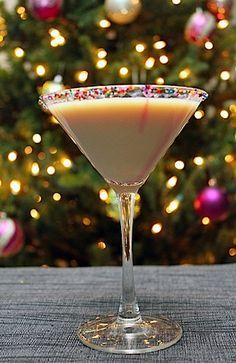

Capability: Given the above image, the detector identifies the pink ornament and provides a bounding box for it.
[28,0,63,21]
[207,0,233,20]
[185,8,216,46]
[0,215,24,257]
[194,186,229,221]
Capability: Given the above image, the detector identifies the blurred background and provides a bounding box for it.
[0,0,236,267]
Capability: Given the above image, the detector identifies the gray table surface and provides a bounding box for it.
[0,265,235,362]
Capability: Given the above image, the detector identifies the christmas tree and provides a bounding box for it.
[0,0,236,267]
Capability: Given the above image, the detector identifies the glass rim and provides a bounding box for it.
[39,84,208,112]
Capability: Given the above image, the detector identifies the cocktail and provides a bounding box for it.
[39,85,207,354]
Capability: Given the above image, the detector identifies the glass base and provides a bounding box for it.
[78,314,182,354]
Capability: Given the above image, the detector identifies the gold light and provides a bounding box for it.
[145,57,155,69]
[97,241,106,249]
[205,41,213,50]
[166,199,180,213]
[82,217,91,226]
[47,166,55,175]
[8,151,17,162]
[49,147,57,154]
[135,43,145,52]
[159,55,169,64]
[151,223,162,234]
[193,156,204,166]
[32,134,41,143]
[99,189,108,201]
[99,19,111,28]
[220,110,229,119]
[36,65,46,77]
[61,158,72,168]
[10,180,21,195]
[53,192,61,201]
[153,41,166,50]
[16,6,26,14]
[49,28,60,38]
[202,217,210,225]
[194,110,205,119]
[119,67,129,76]
[217,19,229,29]
[97,48,107,58]
[175,160,185,170]
[14,47,24,58]
[96,59,107,69]
[225,154,234,163]
[155,77,164,85]
[166,176,177,189]
[220,71,230,80]
[24,146,32,155]
[30,209,40,219]
[75,70,89,83]
[35,195,42,203]
[179,68,191,79]
[229,248,236,256]
[31,162,40,176]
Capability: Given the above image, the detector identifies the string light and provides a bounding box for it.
[96,59,107,69]
[51,35,65,47]
[166,199,180,213]
[153,40,166,50]
[229,248,236,256]
[30,209,40,219]
[49,28,60,37]
[155,77,164,85]
[217,19,229,29]
[47,166,55,175]
[49,147,57,154]
[99,19,111,28]
[159,55,169,64]
[35,195,42,203]
[208,178,217,186]
[82,217,91,226]
[205,41,213,50]
[53,192,61,201]
[175,160,185,170]
[32,133,41,143]
[202,217,210,225]
[172,0,181,4]
[38,152,46,160]
[166,176,177,189]
[35,65,46,77]
[179,68,191,79]
[8,151,17,162]
[224,154,234,163]
[97,240,106,249]
[193,156,204,166]
[220,110,229,119]
[24,146,32,155]
[220,71,230,80]
[75,70,88,83]
[0,180,2,187]
[16,6,27,20]
[97,48,107,58]
[194,110,205,119]
[151,222,162,234]
[10,180,21,195]
[99,189,108,201]
[14,47,24,58]
[135,43,145,52]
[119,67,129,77]
[61,158,72,168]
[145,57,155,69]
[31,162,40,176]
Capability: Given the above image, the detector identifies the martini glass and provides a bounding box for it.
[39,85,207,354]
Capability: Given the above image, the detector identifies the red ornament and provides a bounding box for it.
[28,0,63,21]
[185,8,216,46]
[207,0,233,20]
[194,186,229,221]
[0,214,24,257]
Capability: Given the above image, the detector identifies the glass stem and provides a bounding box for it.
[117,192,141,323]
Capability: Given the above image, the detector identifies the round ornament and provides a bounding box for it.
[194,186,229,221]
[41,75,65,94]
[28,0,63,21]
[207,0,233,20]
[104,0,142,25]
[185,8,216,46]
[0,214,24,257]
